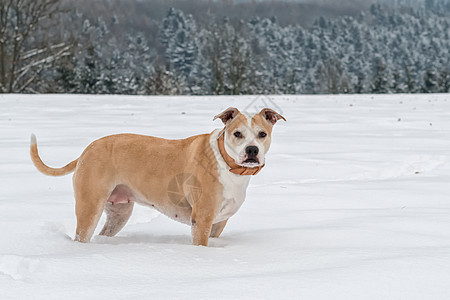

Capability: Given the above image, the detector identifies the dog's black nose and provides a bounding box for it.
[245,146,259,157]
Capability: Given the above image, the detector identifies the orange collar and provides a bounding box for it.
[217,130,264,176]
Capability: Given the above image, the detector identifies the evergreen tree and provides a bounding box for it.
[423,69,440,93]
[371,56,391,94]
[160,7,199,92]
[438,69,450,92]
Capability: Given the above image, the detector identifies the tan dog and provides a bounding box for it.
[30,107,285,246]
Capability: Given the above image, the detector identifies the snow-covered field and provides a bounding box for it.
[1,94,450,299]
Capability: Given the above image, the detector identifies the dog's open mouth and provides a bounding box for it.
[243,158,259,164]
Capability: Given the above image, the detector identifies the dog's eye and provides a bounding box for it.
[259,132,267,138]
[234,131,243,138]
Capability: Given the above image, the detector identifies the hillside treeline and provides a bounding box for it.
[0,0,449,94]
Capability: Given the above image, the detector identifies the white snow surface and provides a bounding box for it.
[1,94,450,299]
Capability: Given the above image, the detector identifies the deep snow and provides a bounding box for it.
[1,94,450,299]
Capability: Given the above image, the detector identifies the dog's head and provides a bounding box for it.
[214,107,285,167]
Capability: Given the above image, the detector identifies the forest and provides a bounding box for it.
[0,0,449,94]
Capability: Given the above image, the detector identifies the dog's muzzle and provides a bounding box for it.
[244,146,259,164]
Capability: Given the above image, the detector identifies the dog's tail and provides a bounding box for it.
[30,134,78,176]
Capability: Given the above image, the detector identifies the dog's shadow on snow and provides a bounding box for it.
[92,233,190,246]
[45,222,230,248]
[91,233,229,248]
[46,222,291,248]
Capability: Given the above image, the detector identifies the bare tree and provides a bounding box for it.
[208,31,225,95]
[227,34,252,95]
[315,58,347,94]
[146,65,184,95]
[0,0,71,93]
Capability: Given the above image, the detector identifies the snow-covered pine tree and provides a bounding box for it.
[160,8,199,93]
[423,69,440,93]
[438,69,450,92]
[371,56,391,94]
[73,19,108,94]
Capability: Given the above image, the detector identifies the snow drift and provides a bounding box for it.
[1,94,450,299]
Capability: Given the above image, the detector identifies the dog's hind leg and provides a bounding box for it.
[210,219,228,238]
[99,202,134,237]
[73,176,112,243]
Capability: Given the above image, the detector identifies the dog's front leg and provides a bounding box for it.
[191,210,215,246]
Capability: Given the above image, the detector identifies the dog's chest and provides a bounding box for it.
[214,169,250,223]
[210,130,251,223]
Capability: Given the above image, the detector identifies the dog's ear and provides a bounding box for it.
[260,108,286,125]
[213,107,240,125]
